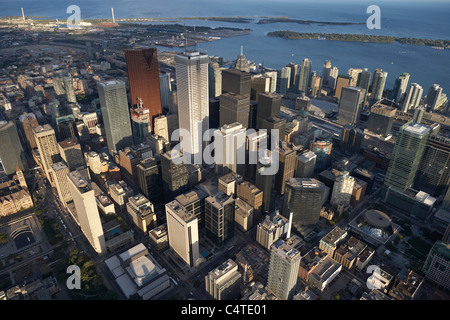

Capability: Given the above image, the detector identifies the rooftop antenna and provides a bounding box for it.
[111,8,115,24]
[21,8,25,21]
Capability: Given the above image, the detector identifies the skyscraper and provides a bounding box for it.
[63,76,77,103]
[221,68,251,97]
[58,137,85,172]
[50,161,72,206]
[0,120,26,175]
[425,84,444,111]
[256,156,274,215]
[205,259,242,300]
[215,122,246,176]
[329,66,339,92]
[340,125,364,156]
[175,51,210,159]
[366,102,396,137]
[296,150,316,178]
[219,92,250,128]
[67,170,106,255]
[297,58,312,95]
[19,113,39,150]
[266,239,301,300]
[234,46,250,72]
[401,83,424,112]
[286,62,299,89]
[348,68,362,87]
[160,151,190,201]
[310,140,332,171]
[159,73,172,112]
[279,66,291,94]
[97,80,133,155]
[334,74,351,100]
[136,156,164,206]
[384,121,433,191]
[125,48,162,125]
[130,101,151,145]
[322,60,332,88]
[337,86,366,126]
[208,61,222,99]
[357,68,371,98]
[166,200,200,267]
[204,191,235,246]
[370,69,388,105]
[414,134,450,196]
[330,171,355,207]
[282,178,325,227]
[392,72,410,103]
[274,141,297,195]
[256,92,282,130]
[33,124,61,184]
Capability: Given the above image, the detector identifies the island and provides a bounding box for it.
[258,17,365,25]
[267,31,450,49]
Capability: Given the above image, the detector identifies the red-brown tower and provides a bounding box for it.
[125,48,162,131]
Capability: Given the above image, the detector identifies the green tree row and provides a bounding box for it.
[267,31,450,47]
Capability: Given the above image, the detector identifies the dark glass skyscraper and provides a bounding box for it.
[0,120,26,175]
[125,48,162,127]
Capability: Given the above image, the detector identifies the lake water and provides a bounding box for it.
[2,0,450,91]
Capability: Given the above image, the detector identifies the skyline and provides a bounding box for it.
[0,0,448,311]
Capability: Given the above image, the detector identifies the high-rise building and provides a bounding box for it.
[266,239,301,300]
[256,92,282,129]
[237,181,263,217]
[215,122,246,176]
[50,161,72,206]
[33,124,61,183]
[425,84,444,111]
[414,135,450,196]
[153,114,169,141]
[176,189,208,229]
[340,125,364,156]
[275,141,297,195]
[136,156,164,207]
[347,68,362,87]
[175,51,210,159]
[126,193,156,233]
[97,80,133,155]
[401,83,423,112]
[255,156,274,215]
[334,74,351,100]
[422,241,450,291]
[205,259,242,300]
[63,76,77,103]
[310,74,322,98]
[392,73,410,103]
[337,86,366,126]
[160,151,189,201]
[366,102,396,137]
[357,68,371,97]
[297,58,312,95]
[310,140,332,171]
[19,113,39,150]
[109,180,134,213]
[260,116,286,145]
[296,150,316,178]
[250,75,271,102]
[67,170,106,255]
[256,213,290,251]
[125,48,162,125]
[279,67,291,94]
[221,68,251,97]
[219,92,250,128]
[370,69,388,105]
[0,121,26,175]
[322,60,332,88]
[208,61,222,99]
[264,71,278,93]
[166,199,200,267]
[204,191,235,246]
[282,178,325,227]
[330,171,355,207]
[130,101,151,145]
[159,73,172,112]
[55,115,76,141]
[329,67,339,91]
[58,137,85,171]
[384,121,433,192]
